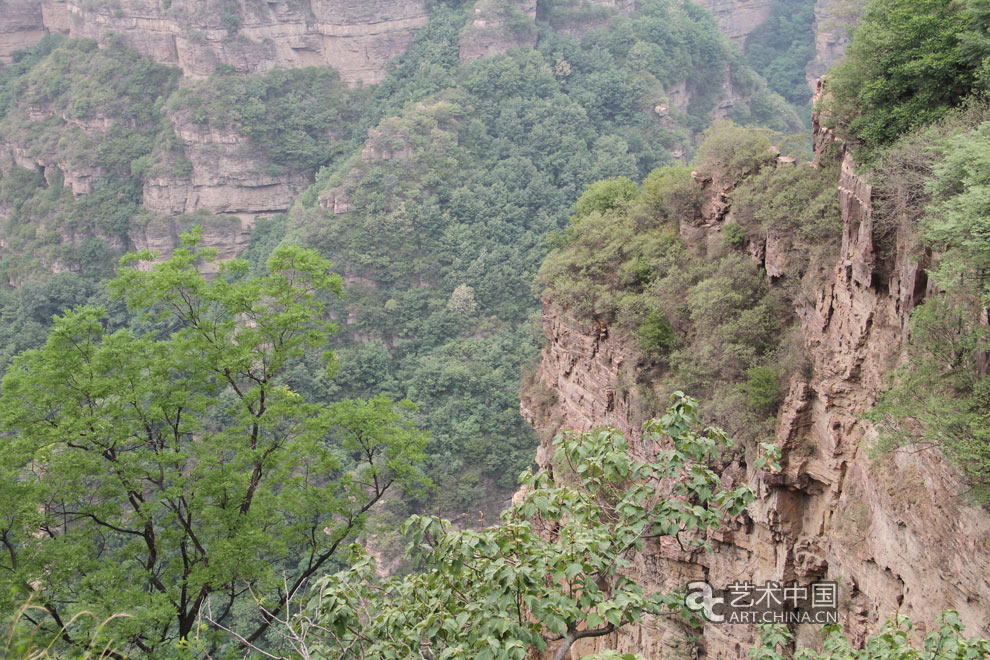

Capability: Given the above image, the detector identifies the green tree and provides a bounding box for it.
[573,177,640,219]
[279,394,774,660]
[0,231,428,656]
[825,0,974,150]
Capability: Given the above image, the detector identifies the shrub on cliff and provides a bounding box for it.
[870,120,990,505]
[824,0,989,152]
[751,612,990,659]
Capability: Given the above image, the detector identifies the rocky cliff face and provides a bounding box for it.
[694,0,773,46]
[143,109,309,224]
[806,0,860,87]
[0,0,45,66]
[522,91,990,658]
[459,0,539,61]
[34,0,429,85]
[128,212,251,272]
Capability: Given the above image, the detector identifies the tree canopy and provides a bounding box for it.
[0,232,428,656]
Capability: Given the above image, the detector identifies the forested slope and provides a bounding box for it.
[0,0,803,513]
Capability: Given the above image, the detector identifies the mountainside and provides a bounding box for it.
[0,0,854,93]
[0,0,803,516]
[523,86,990,658]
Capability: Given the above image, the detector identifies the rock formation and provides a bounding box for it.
[128,212,251,272]
[806,0,861,87]
[694,0,774,46]
[459,0,539,61]
[143,109,310,224]
[521,86,990,658]
[0,0,45,66]
[34,0,430,85]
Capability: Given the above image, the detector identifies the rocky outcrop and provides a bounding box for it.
[695,0,773,46]
[523,95,990,658]
[0,105,114,196]
[143,111,309,223]
[128,212,251,271]
[0,0,45,66]
[36,0,430,85]
[539,0,638,39]
[459,0,538,61]
[806,0,861,87]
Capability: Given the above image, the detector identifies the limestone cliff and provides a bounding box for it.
[128,212,251,272]
[34,0,430,85]
[522,89,990,658]
[459,0,539,61]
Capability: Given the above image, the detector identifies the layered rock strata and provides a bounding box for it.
[143,111,309,223]
[521,93,990,658]
[0,0,46,66]
[36,0,431,85]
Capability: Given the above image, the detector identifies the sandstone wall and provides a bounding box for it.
[128,213,251,271]
[522,100,990,659]
[806,0,861,87]
[459,0,538,61]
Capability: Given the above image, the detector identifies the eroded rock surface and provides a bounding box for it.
[143,109,309,223]
[37,0,430,85]
[0,0,45,66]
[695,0,773,45]
[522,93,990,659]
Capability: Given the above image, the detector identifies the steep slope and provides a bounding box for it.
[524,95,990,657]
[280,0,801,514]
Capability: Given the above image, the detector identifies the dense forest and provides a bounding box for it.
[0,0,988,657]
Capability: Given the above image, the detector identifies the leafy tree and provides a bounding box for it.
[637,308,680,357]
[924,121,990,305]
[825,0,974,151]
[277,394,772,660]
[641,166,703,226]
[693,121,776,185]
[0,231,428,656]
[722,222,746,248]
[741,365,784,416]
[573,177,640,219]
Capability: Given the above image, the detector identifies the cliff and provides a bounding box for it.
[806,0,860,87]
[459,0,539,61]
[32,0,430,85]
[0,0,45,67]
[695,0,774,46]
[522,90,990,658]
[142,109,310,224]
[2,0,853,92]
